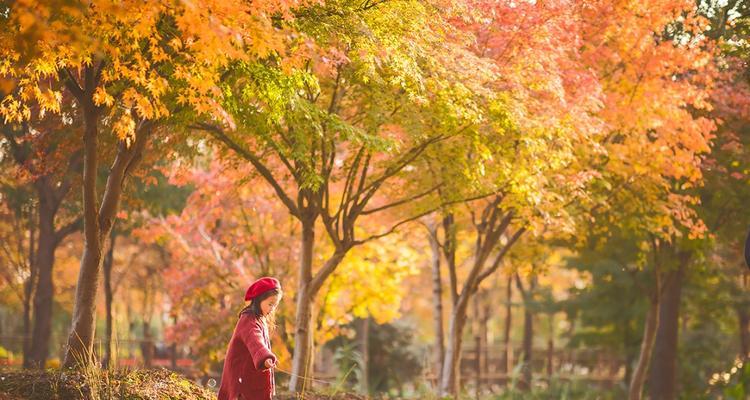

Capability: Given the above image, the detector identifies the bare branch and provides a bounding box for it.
[308,251,347,296]
[61,68,85,101]
[99,121,154,234]
[354,206,438,245]
[354,134,448,203]
[192,122,301,218]
[337,145,365,220]
[54,216,83,244]
[476,227,526,284]
[361,183,443,215]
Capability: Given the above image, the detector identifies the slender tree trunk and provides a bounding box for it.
[441,296,470,396]
[739,308,750,359]
[360,317,370,395]
[289,219,315,392]
[439,212,466,397]
[22,209,37,369]
[427,223,445,385]
[547,313,554,378]
[63,107,102,368]
[289,210,346,393]
[501,274,512,377]
[102,228,117,368]
[142,320,153,368]
[473,294,481,397]
[629,293,660,400]
[27,202,57,369]
[624,321,634,386]
[22,282,34,368]
[481,295,490,384]
[443,214,458,306]
[520,304,533,391]
[648,260,686,400]
[740,271,750,359]
[516,275,535,391]
[171,315,178,370]
[438,204,522,397]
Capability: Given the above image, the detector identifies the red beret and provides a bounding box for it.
[244,277,281,301]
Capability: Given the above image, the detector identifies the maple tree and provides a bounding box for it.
[421,0,721,395]
[188,0,505,389]
[1,0,303,368]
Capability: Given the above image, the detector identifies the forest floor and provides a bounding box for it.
[0,368,214,399]
[0,368,371,400]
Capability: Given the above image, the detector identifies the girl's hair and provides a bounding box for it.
[239,288,282,331]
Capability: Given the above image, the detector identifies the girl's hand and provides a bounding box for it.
[264,358,275,369]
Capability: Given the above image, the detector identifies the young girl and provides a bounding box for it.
[218,277,282,400]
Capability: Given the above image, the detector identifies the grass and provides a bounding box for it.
[0,368,214,400]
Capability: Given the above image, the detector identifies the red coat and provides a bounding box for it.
[218,313,277,400]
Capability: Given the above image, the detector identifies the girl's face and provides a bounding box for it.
[260,294,280,316]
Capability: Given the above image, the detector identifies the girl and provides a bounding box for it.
[218,277,282,400]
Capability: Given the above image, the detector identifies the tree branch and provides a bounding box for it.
[308,251,347,296]
[99,120,154,235]
[61,68,85,101]
[192,122,301,218]
[54,216,83,244]
[360,183,443,215]
[353,134,448,203]
[476,227,526,284]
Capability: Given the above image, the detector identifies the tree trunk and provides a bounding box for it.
[22,281,34,368]
[102,228,117,368]
[520,304,533,391]
[443,214,458,306]
[440,296,470,396]
[289,219,315,392]
[63,64,148,369]
[22,209,37,369]
[739,308,750,359]
[501,274,512,376]
[739,271,750,359]
[515,274,536,391]
[63,107,102,369]
[547,313,554,378]
[360,317,370,395]
[427,223,445,385]
[142,321,153,368]
[629,293,660,400]
[438,204,522,397]
[473,294,481,397]
[481,295,490,384]
[648,260,686,400]
[171,315,178,370]
[27,202,57,369]
[170,343,178,370]
[624,320,634,386]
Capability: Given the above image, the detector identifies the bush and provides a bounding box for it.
[493,377,625,400]
[326,318,425,396]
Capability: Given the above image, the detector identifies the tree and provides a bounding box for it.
[0,106,82,368]
[1,0,300,368]
[192,0,501,389]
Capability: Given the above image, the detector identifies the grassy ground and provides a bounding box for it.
[0,367,633,400]
[0,368,214,400]
[0,368,376,400]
